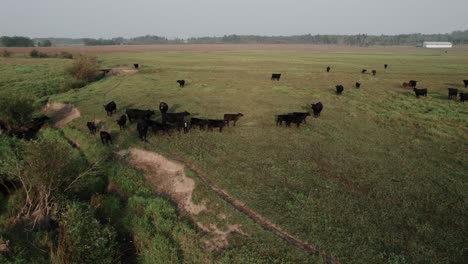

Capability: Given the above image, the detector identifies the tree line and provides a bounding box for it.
[2,30,468,46]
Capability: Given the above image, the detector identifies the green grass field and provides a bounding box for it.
[1,46,467,263]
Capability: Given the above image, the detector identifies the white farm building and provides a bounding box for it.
[422,41,453,48]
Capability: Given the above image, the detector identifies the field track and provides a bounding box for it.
[171,152,339,263]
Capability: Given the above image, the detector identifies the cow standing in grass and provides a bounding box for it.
[87,122,97,134]
[104,101,117,116]
[326,66,331,72]
[271,73,281,81]
[463,80,468,88]
[311,102,323,117]
[100,131,112,145]
[336,85,344,95]
[413,88,427,98]
[224,113,244,127]
[116,115,127,130]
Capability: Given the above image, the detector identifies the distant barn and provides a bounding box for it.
[422,41,453,49]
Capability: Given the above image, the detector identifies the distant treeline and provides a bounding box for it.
[2,30,468,47]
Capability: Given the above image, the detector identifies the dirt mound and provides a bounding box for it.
[118,148,206,215]
[42,102,80,128]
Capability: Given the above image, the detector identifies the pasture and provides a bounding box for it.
[1,45,467,263]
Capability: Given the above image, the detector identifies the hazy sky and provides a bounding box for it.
[1,0,467,38]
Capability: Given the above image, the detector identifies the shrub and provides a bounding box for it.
[1,49,12,57]
[0,93,35,128]
[30,49,49,58]
[66,55,99,82]
[59,52,73,59]
[62,79,88,90]
[51,202,118,264]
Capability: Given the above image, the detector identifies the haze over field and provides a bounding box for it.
[1,0,468,38]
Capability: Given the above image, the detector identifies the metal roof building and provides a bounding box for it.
[422,41,453,48]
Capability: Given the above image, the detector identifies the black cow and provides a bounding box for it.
[86,122,97,134]
[361,69,367,74]
[190,117,208,130]
[104,101,117,116]
[134,64,139,69]
[136,119,149,141]
[336,85,344,95]
[326,66,331,73]
[413,88,427,98]
[276,114,292,127]
[159,102,169,114]
[464,80,468,88]
[355,82,361,88]
[448,88,458,99]
[208,119,225,132]
[409,80,418,88]
[460,93,468,102]
[146,120,171,135]
[162,111,190,124]
[384,64,388,69]
[224,113,244,127]
[372,70,377,76]
[177,80,185,88]
[271,73,281,81]
[100,131,112,145]
[126,109,155,122]
[116,115,127,130]
[311,102,323,117]
[292,112,310,124]
[290,114,308,128]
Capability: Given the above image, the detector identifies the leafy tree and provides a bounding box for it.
[0,36,34,47]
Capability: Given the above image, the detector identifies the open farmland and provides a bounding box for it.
[1,45,467,263]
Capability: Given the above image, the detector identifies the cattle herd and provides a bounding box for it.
[1,65,467,144]
[89,100,247,144]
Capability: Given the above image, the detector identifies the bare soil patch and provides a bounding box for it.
[42,102,80,128]
[108,67,138,75]
[119,148,206,215]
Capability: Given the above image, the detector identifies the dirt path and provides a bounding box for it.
[42,102,81,128]
[171,153,339,263]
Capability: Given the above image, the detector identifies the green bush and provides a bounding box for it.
[1,49,12,57]
[30,49,49,58]
[65,55,99,82]
[0,93,35,128]
[51,202,118,264]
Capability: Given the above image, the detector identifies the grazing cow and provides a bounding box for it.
[460,92,468,102]
[361,69,367,74]
[136,119,149,141]
[464,80,468,88]
[290,114,308,128]
[326,66,331,73]
[207,119,225,132]
[116,115,127,130]
[146,120,171,135]
[403,82,410,88]
[413,88,427,98]
[86,122,97,134]
[355,82,361,88]
[448,88,458,99]
[134,64,139,69]
[104,101,117,116]
[100,131,112,145]
[292,112,310,124]
[190,117,208,130]
[276,114,292,127]
[177,80,185,88]
[409,80,418,88]
[311,102,323,117]
[224,113,244,127]
[162,111,190,124]
[384,64,388,69]
[336,85,344,95]
[271,73,281,81]
[372,70,377,76]
[159,102,169,114]
[126,109,155,122]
